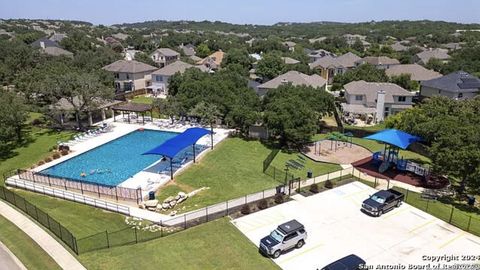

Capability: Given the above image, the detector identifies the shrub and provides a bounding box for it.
[37,160,45,166]
[241,204,251,215]
[59,145,70,151]
[31,118,44,126]
[44,157,52,163]
[274,193,284,204]
[257,199,268,210]
[324,180,334,189]
[52,153,61,159]
[309,183,319,193]
[61,150,69,156]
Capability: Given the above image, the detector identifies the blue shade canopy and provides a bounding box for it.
[364,129,421,149]
[143,127,211,158]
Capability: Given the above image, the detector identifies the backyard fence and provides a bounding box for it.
[0,186,79,254]
[262,148,280,172]
[16,169,143,204]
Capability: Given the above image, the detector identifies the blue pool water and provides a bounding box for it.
[41,129,205,186]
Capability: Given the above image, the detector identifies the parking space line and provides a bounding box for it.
[343,189,369,199]
[277,242,324,264]
[381,206,411,220]
[438,232,466,249]
[409,219,435,233]
[244,216,287,233]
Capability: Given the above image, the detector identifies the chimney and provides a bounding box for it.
[375,90,386,123]
[40,41,45,49]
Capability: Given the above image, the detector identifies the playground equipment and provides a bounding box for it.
[313,132,354,155]
[366,129,429,177]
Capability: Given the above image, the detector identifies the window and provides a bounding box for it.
[126,73,130,80]
[458,93,463,99]
[398,96,406,102]
[284,232,298,242]
[355,95,363,101]
[157,75,163,82]
[114,73,119,79]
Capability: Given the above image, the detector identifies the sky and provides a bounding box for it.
[1,0,479,26]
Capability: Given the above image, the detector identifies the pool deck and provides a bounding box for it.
[33,117,231,198]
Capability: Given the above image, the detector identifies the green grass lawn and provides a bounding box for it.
[391,186,480,236]
[130,95,154,105]
[0,214,61,270]
[78,218,279,270]
[270,151,341,180]
[313,134,431,164]
[344,123,386,132]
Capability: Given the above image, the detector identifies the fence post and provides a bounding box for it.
[134,227,138,243]
[105,230,110,248]
[206,207,208,222]
[226,201,229,216]
[97,185,100,198]
[34,205,39,220]
[406,189,409,201]
[327,172,329,181]
[115,187,118,201]
[467,216,472,232]
[273,167,276,180]
[374,177,377,188]
[48,176,51,186]
[160,221,163,237]
[426,200,429,212]
[64,179,67,190]
[73,237,79,255]
[184,214,187,229]
[448,206,454,223]
[340,170,342,180]
[262,190,265,199]
[80,182,84,195]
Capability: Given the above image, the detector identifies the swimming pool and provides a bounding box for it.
[41,129,205,186]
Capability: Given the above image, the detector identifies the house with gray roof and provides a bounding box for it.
[307,49,336,63]
[342,80,414,123]
[386,64,442,83]
[150,48,180,67]
[420,71,480,100]
[103,60,158,93]
[283,41,296,52]
[148,61,208,96]
[355,56,400,69]
[257,71,326,96]
[390,42,409,52]
[49,32,67,43]
[42,46,73,57]
[413,48,450,65]
[309,52,361,84]
[31,37,59,48]
[178,43,196,56]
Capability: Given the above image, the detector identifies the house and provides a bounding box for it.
[112,33,129,41]
[307,49,336,63]
[31,37,60,48]
[308,37,327,44]
[148,61,208,96]
[103,36,121,46]
[31,37,73,57]
[102,60,158,93]
[309,52,361,84]
[42,46,74,57]
[150,48,180,67]
[283,41,296,52]
[355,56,400,69]
[257,71,327,96]
[281,57,300,65]
[420,71,480,100]
[197,50,225,70]
[341,80,414,123]
[189,55,203,63]
[343,34,367,45]
[442,42,464,51]
[178,43,196,56]
[413,48,450,65]
[124,49,141,61]
[390,42,409,52]
[385,64,442,82]
[49,32,67,43]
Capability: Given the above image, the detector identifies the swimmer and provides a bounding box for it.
[80,172,87,177]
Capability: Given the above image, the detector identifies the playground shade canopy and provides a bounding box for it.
[363,129,421,149]
[143,127,210,158]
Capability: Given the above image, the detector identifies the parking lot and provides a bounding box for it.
[232,182,480,270]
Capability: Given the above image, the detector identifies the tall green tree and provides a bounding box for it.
[153,96,183,124]
[332,64,389,91]
[189,102,221,149]
[256,52,285,80]
[0,91,28,148]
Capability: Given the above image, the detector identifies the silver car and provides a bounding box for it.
[259,219,307,258]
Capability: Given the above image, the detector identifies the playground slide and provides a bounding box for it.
[379,160,390,173]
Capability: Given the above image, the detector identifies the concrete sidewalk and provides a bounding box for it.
[0,201,86,270]
[0,241,26,270]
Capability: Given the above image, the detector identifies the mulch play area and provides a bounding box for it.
[353,156,449,189]
[302,139,372,165]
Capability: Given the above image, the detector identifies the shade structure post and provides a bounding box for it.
[210,125,214,150]
[170,157,173,180]
[193,144,196,163]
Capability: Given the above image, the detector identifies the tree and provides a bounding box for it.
[385,96,480,192]
[153,96,183,124]
[332,64,389,91]
[60,31,95,53]
[352,38,365,52]
[263,84,335,147]
[135,52,157,67]
[0,91,28,149]
[196,43,211,58]
[425,58,444,73]
[389,74,419,90]
[256,52,285,80]
[45,71,114,129]
[189,102,221,149]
